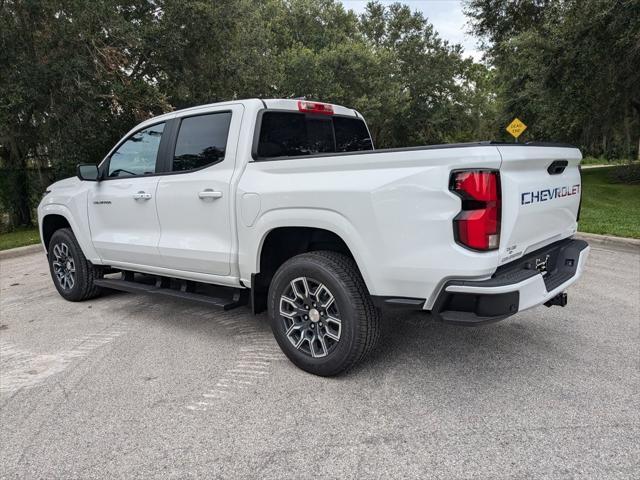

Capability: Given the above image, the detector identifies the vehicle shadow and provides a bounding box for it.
[90,288,274,338]
[88,288,568,380]
[351,309,569,379]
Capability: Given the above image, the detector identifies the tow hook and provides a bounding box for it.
[545,292,568,308]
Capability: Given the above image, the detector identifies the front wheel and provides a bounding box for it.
[267,251,380,376]
[48,228,103,302]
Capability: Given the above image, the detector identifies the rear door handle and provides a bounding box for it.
[198,189,223,200]
[133,191,152,200]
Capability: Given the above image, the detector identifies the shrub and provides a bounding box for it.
[608,164,640,185]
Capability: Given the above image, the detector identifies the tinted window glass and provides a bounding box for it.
[173,112,232,171]
[334,117,373,152]
[257,112,336,158]
[108,123,165,177]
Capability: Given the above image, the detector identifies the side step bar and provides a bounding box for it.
[94,274,248,310]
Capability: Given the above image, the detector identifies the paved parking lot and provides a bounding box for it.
[1,244,638,479]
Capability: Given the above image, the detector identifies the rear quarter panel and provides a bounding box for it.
[237,146,503,305]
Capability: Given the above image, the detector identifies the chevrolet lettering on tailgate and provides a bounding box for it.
[521,184,580,205]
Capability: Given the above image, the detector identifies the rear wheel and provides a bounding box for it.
[267,251,380,376]
[48,228,103,301]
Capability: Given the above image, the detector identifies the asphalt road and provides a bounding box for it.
[1,245,638,479]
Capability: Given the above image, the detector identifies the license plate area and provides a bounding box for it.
[493,238,588,291]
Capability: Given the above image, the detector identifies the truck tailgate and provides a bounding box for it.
[497,145,582,265]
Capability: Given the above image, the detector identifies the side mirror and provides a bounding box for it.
[77,164,100,181]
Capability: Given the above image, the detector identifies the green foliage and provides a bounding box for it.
[608,163,640,185]
[579,167,640,238]
[0,0,498,230]
[0,0,171,228]
[2,0,636,241]
[465,0,640,158]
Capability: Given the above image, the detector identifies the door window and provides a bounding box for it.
[172,112,232,172]
[108,123,165,177]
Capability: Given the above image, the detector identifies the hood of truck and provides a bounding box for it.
[48,176,81,192]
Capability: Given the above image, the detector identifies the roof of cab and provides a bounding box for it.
[261,99,359,117]
[136,98,360,130]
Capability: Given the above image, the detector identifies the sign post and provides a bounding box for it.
[506,118,527,142]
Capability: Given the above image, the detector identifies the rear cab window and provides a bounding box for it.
[172,112,232,172]
[256,112,372,160]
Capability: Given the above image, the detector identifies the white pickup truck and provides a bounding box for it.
[38,98,590,375]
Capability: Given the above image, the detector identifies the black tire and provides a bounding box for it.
[267,251,380,376]
[48,228,103,302]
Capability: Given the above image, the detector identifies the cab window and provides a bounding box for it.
[108,123,165,177]
[256,112,372,159]
[172,112,232,172]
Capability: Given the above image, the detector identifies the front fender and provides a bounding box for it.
[38,203,101,263]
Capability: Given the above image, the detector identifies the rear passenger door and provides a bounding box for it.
[156,105,244,276]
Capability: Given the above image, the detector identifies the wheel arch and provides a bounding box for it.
[42,214,71,250]
[39,204,101,262]
[248,214,374,313]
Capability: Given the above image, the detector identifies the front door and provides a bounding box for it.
[156,105,243,275]
[88,121,166,266]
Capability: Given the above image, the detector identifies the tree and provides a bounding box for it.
[465,0,640,158]
[1,0,499,229]
[0,0,170,228]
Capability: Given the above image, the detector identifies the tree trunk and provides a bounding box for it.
[631,99,640,161]
[12,169,32,227]
[623,101,632,160]
[7,138,32,228]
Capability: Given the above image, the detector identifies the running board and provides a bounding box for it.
[94,276,248,310]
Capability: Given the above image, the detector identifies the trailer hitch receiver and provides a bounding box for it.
[544,292,568,308]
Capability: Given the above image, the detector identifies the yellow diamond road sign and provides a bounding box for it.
[506,118,527,139]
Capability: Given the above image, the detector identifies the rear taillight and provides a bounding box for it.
[450,170,501,251]
[297,100,334,115]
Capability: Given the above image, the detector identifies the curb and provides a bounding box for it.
[580,164,618,169]
[0,244,43,261]
[576,232,640,253]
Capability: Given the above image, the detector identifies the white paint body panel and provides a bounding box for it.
[496,146,582,264]
[88,176,162,266]
[37,98,587,312]
[236,146,503,303]
[155,104,245,275]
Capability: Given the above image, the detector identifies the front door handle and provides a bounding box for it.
[198,189,223,200]
[133,191,152,200]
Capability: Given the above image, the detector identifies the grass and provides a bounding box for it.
[581,157,632,166]
[0,226,41,251]
[579,167,640,238]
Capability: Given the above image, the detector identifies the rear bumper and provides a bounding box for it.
[431,238,590,325]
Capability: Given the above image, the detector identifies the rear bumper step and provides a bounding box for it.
[94,273,248,310]
[431,238,589,326]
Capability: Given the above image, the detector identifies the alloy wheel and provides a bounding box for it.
[52,242,76,290]
[279,277,342,358]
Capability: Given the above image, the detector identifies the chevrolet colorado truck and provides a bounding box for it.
[38,98,590,375]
